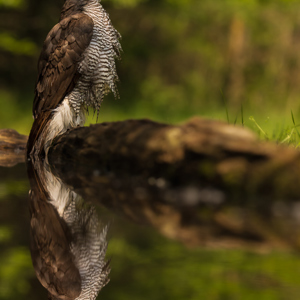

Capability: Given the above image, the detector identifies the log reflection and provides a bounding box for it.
[27,158,110,300]
[47,119,300,252]
[0,129,27,167]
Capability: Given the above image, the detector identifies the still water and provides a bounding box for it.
[1,158,300,299]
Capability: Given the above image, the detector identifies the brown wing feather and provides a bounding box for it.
[33,13,93,118]
[27,13,93,154]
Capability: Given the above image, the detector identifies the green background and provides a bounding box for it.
[2,0,300,138]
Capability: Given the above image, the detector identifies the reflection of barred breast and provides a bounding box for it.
[63,198,110,300]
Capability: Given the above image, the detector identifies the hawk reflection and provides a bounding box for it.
[27,159,110,300]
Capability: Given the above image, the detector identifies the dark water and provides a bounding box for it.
[1,161,300,300]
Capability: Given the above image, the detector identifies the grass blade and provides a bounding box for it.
[249,116,268,139]
[234,114,238,125]
[241,105,244,127]
[291,110,300,139]
[220,89,229,124]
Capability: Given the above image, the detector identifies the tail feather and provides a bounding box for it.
[27,110,53,158]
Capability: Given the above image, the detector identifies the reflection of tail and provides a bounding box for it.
[27,158,110,300]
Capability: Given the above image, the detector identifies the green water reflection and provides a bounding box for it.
[1,164,300,300]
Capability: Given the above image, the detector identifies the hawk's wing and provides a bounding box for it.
[33,13,94,118]
[27,13,93,154]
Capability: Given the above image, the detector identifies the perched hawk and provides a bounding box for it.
[27,0,121,156]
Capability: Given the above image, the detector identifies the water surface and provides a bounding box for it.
[1,158,300,300]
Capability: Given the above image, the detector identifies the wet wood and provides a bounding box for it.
[0,129,27,167]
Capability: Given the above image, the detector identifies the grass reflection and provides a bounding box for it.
[0,166,300,299]
[0,248,33,299]
[105,233,300,300]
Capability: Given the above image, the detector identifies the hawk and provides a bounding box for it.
[27,0,121,157]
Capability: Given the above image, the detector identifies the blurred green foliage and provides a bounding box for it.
[0,0,25,9]
[1,0,300,133]
[0,33,37,56]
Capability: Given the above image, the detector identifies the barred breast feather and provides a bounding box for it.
[68,0,122,115]
[27,0,121,157]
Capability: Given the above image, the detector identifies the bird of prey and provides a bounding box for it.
[27,0,121,157]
